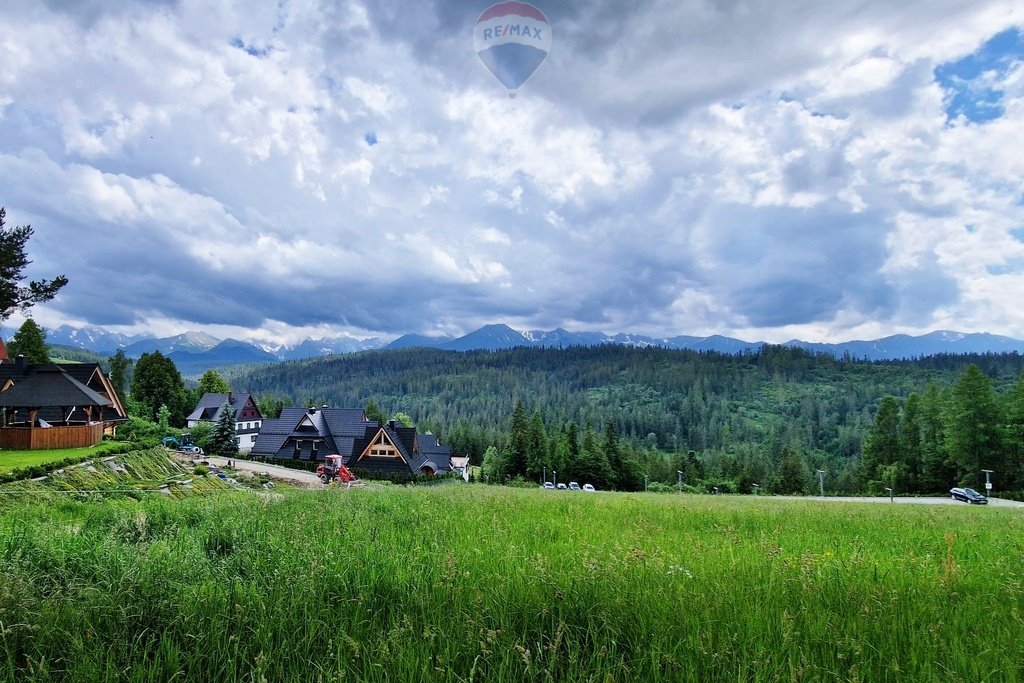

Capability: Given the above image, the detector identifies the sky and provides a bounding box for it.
[1,0,1023,346]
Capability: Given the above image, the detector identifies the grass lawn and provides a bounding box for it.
[0,443,113,474]
[1,482,1022,681]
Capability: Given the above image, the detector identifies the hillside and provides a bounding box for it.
[230,345,1024,476]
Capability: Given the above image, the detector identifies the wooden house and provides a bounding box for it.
[251,405,453,478]
[0,357,128,449]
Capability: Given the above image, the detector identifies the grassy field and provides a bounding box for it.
[0,443,115,475]
[1,479,1022,681]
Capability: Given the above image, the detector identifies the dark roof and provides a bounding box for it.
[186,392,261,423]
[0,364,112,408]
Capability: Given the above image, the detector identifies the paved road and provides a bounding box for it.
[774,495,1024,508]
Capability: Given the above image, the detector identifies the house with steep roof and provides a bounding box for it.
[186,392,263,452]
[0,336,8,363]
[250,405,453,478]
[0,358,128,449]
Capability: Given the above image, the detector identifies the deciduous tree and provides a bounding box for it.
[130,351,190,426]
[197,370,231,396]
[7,318,49,363]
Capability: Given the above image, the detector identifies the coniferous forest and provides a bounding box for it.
[225,345,1024,496]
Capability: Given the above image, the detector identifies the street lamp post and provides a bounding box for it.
[982,469,994,498]
[543,466,546,485]
[752,483,760,496]
[885,487,894,503]
[816,469,826,497]
[677,470,683,494]
[644,475,649,492]
[553,469,557,488]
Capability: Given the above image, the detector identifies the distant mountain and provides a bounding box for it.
[45,325,145,354]
[280,336,385,360]
[440,324,532,351]
[784,331,1024,361]
[37,323,1024,366]
[169,338,278,376]
[123,331,221,358]
[387,333,455,350]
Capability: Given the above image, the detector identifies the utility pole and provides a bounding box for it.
[982,469,994,498]
[677,470,683,494]
[816,469,825,497]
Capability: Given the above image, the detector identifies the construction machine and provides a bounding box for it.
[316,454,359,486]
[162,432,204,455]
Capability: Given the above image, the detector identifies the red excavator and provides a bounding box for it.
[315,454,359,486]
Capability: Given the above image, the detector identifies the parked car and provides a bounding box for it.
[568,482,580,491]
[582,484,596,492]
[950,487,988,504]
[542,481,555,490]
[557,483,567,490]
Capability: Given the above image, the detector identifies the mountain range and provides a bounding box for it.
[35,323,1024,373]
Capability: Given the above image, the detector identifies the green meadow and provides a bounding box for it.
[1,478,1022,681]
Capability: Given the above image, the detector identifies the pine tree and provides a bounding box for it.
[7,318,49,363]
[208,402,239,457]
[602,419,623,489]
[0,207,68,321]
[1001,372,1024,490]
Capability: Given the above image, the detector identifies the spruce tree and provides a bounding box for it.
[208,402,239,457]
[506,401,529,478]
[919,382,954,492]
[945,364,1002,484]
[0,207,68,321]
[899,393,923,492]
[861,396,901,489]
[526,411,547,481]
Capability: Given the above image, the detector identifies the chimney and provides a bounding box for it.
[388,420,396,429]
[14,354,27,371]
[308,407,316,415]
[228,391,234,404]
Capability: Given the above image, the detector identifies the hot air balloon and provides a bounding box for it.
[474,2,551,98]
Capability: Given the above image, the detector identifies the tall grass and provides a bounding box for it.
[1,486,1021,681]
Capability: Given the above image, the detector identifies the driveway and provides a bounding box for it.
[178,453,323,488]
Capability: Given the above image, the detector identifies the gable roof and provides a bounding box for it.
[186,392,262,423]
[0,337,7,363]
[0,364,112,408]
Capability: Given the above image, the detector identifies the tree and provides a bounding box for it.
[920,382,954,492]
[208,402,239,457]
[196,370,231,396]
[7,318,49,363]
[481,445,505,483]
[899,393,923,492]
[392,412,414,428]
[130,351,190,425]
[861,396,901,490]
[945,364,1002,484]
[526,411,547,481]
[257,393,285,419]
[506,402,529,478]
[365,398,386,424]
[0,207,68,321]
[108,348,133,400]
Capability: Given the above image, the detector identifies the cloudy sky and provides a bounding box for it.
[1,0,1023,345]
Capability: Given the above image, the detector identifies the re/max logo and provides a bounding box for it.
[482,24,544,41]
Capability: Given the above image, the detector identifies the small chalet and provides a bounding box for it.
[251,406,453,477]
[186,392,263,452]
[0,357,128,449]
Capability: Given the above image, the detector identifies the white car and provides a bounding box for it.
[582,484,596,492]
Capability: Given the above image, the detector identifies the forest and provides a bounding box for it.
[220,345,1024,496]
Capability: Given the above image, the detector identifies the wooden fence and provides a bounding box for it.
[0,423,104,450]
